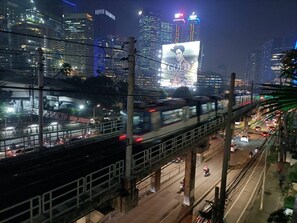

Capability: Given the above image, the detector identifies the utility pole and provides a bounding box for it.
[217,72,235,222]
[36,47,44,149]
[260,143,268,210]
[125,37,135,178]
[250,81,253,104]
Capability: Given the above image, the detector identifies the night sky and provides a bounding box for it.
[78,0,297,77]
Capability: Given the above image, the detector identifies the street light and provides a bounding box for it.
[4,107,15,137]
[93,104,100,119]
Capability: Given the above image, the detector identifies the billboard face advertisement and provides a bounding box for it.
[160,41,200,88]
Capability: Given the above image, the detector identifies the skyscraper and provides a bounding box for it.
[259,36,296,83]
[187,12,201,42]
[172,12,186,43]
[93,9,116,39]
[137,9,162,89]
[0,0,64,77]
[245,50,260,82]
[64,13,94,78]
[94,35,127,81]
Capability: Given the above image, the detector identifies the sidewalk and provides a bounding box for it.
[244,163,285,223]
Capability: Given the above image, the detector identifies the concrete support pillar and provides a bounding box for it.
[114,177,138,213]
[183,149,196,206]
[150,168,161,192]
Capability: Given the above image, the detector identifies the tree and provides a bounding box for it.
[260,49,297,221]
[267,208,290,223]
[0,83,13,119]
[54,62,72,78]
[173,86,192,98]
[260,49,297,160]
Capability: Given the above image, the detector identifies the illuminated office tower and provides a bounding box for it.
[172,12,186,43]
[245,50,261,82]
[94,35,127,81]
[187,12,201,42]
[93,9,125,79]
[93,9,116,39]
[0,0,64,77]
[137,9,163,89]
[64,13,94,78]
[259,36,296,84]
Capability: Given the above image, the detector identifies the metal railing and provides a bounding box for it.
[0,120,124,159]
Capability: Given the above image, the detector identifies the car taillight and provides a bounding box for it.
[119,134,127,141]
[135,137,143,143]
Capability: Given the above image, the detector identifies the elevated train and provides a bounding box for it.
[120,95,251,144]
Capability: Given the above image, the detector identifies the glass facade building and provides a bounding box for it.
[64,13,94,78]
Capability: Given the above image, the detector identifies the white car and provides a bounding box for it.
[240,135,249,142]
[230,144,239,152]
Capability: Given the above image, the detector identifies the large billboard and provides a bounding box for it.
[160,41,200,88]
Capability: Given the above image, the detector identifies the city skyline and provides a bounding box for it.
[79,0,297,77]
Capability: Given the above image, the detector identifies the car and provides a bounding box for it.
[240,135,249,142]
[254,126,261,131]
[230,144,239,152]
[6,145,25,157]
[22,147,35,154]
[269,126,276,133]
[262,131,269,137]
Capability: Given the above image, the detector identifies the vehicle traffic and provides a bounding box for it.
[230,144,239,152]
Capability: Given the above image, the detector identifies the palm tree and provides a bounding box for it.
[260,49,297,161]
[260,49,297,222]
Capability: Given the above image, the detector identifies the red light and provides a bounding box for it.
[119,134,127,141]
[135,137,143,143]
[148,109,156,112]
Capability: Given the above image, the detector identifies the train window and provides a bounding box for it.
[201,104,208,114]
[133,112,150,134]
[161,109,183,125]
[189,106,197,118]
[211,102,215,110]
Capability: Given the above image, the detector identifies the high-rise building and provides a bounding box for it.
[0,0,64,77]
[172,12,186,43]
[94,35,127,81]
[64,13,94,78]
[245,50,261,82]
[172,12,201,43]
[93,9,116,39]
[259,36,296,83]
[137,9,163,89]
[160,21,173,45]
[196,71,223,96]
[186,12,201,42]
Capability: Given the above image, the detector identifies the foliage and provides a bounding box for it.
[288,163,297,183]
[284,196,295,209]
[260,49,297,115]
[173,86,192,98]
[82,76,118,107]
[267,152,278,163]
[57,63,72,77]
[267,208,290,223]
[0,83,13,119]
[281,50,297,81]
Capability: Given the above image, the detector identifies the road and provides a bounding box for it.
[101,132,266,223]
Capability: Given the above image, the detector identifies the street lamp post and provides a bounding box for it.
[4,107,15,137]
[260,143,268,210]
[4,116,7,137]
